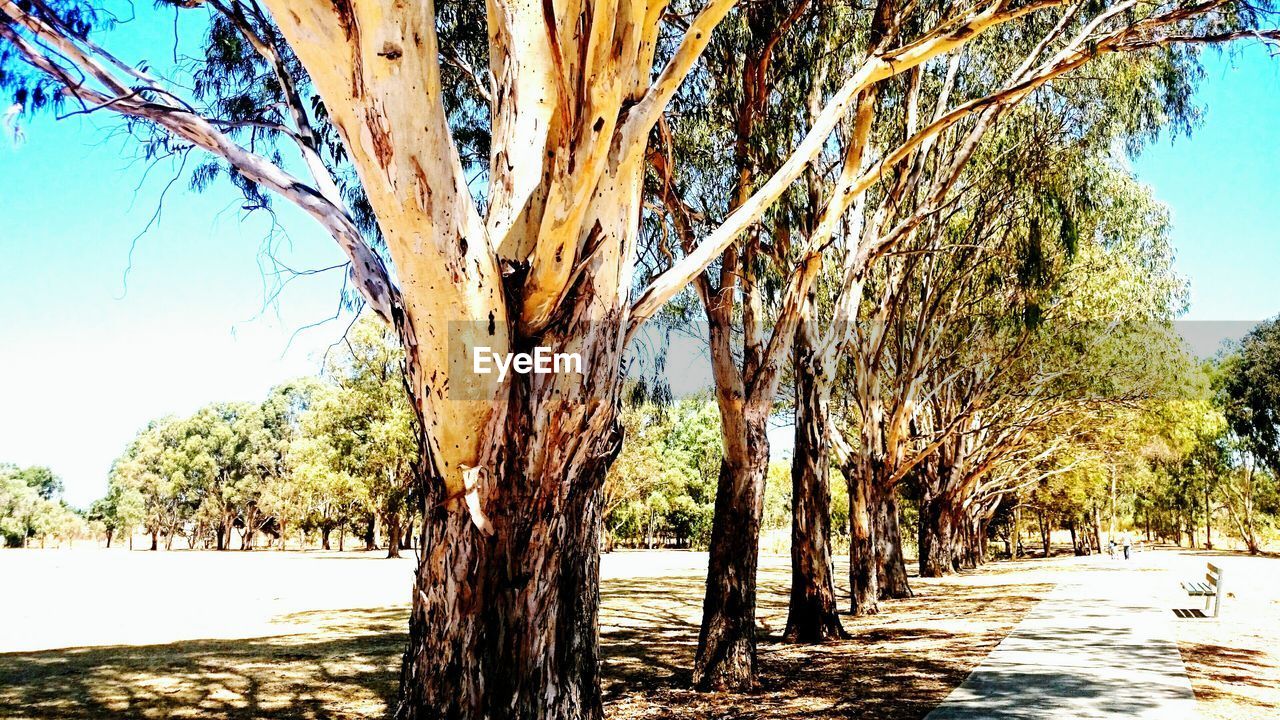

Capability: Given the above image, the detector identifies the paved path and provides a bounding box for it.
[927,557,1197,719]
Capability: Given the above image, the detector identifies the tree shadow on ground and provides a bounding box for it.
[1178,639,1277,714]
[0,607,406,720]
[0,561,1057,720]
[601,564,1054,720]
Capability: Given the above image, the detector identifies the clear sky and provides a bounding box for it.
[0,22,1277,507]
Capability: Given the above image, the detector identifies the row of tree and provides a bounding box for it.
[89,321,419,556]
[6,0,1280,716]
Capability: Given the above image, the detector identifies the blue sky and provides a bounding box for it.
[0,21,1277,507]
[1131,44,1280,323]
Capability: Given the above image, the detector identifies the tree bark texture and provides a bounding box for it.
[873,489,912,599]
[693,413,770,690]
[385,513,403,559]
[785,327,847,642]
[846,459,880,616]
[918,491,959,577]
[396,360,623,720]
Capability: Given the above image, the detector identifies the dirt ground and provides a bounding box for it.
[1161,549,1280,720]
[0,547,1275,719]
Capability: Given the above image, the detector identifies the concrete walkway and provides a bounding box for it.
[927,556,1197,719]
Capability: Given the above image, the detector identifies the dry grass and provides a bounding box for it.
[0,547,1275,719]
[1164,549,1280,720]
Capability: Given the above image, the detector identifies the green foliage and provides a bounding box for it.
[291,318,417,544]
[1220,319,1280,472]
[604,394,721,549]
[0,463,83,547]
[96,318,414,550]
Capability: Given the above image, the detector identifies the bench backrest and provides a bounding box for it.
[1206,562,1221,588]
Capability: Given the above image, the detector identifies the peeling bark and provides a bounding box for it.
[396,348,623,720]
[918,492,960,577]
[784,318,846,642]
[692,422,769,690]
[846,457,880,616]
[874,490,912,599]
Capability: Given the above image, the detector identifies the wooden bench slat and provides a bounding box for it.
[1182,581,1214,596]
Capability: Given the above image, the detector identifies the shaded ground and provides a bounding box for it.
[1163,549,1280,720]
[602,554,1061,720]
[0,547,1275,719]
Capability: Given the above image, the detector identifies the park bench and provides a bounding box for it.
[1181,562,1223,617]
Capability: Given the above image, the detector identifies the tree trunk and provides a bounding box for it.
[846,461,880,616]
[962,517,977,568]
[365,514,378,552]
[977,518,990,565]
[321,525,332,551]
[386,513,403,560]
[400,516,413,550]
[919,492,958,577]
[1039,510,1051,557]
[693,413,770,690]
[1204,486,1213,550]
[395,365,623,720]
[1011,505,1021,559]
[874,489,912,598]
[1091,506,1103,556]
[150,530,158,552]
[784,332,846,642]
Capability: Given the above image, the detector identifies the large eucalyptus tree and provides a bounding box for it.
[2,0,1275,716]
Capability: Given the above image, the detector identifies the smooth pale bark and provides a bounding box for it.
[785,317,847,642]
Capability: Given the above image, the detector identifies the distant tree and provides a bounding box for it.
[1212,329,1280,552]
[108,417,191,550]
[1221,320,1280,476]
[0,464,81,547]
[0,466,38,547]
[294,319,417,557]
[241,379,323,549]
[604,395,720,550]
[11,465,62,500]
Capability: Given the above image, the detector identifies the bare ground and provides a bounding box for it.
[1163,549,1280,720]
[0,547,1274,719]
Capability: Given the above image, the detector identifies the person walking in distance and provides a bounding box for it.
[1122,534,1132,560]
